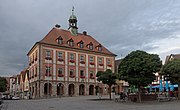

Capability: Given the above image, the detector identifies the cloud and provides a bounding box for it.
[1,0,180,76]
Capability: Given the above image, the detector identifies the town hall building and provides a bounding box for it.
[27,9,116,98]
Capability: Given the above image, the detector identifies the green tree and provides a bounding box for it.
[118,50,162,102]
[161,59,180,99]
[96,69,117,99]
[0,77,7,92]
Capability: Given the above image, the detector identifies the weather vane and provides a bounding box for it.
[72,6,74,15]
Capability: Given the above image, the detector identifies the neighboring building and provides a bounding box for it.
[165,54,180,64]
[19,69,30,99]
[4,77,10,95]
[9,75,19,96]
[27,9,116,98]
[114,59,129,94]
[150,54,180,91]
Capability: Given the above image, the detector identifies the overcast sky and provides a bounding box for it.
[1,0,180,76]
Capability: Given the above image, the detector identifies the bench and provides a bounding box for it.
[157,94,170,102]
[115,96,127,102]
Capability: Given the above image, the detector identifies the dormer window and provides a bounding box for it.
[87,42,93,50]
[67,38,74,47]
[96,44,102,51]
[78,40,84,48]
[56,36,63,44]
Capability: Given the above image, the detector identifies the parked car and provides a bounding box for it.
[12,96,20,100]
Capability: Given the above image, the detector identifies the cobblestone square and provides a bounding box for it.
[1,96,180,110]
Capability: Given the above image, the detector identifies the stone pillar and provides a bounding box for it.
[52,82,57,96]
[64,82,68,96]
[75,83,79,96]
[86,83,89,95]
[40,82,44,98]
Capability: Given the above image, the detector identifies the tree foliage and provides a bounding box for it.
[161,59,180,83]
[118,50,162,102]
[0,77,7,92]
[96,69,117,99]
[161,59,180,99]
[118,50,162,86]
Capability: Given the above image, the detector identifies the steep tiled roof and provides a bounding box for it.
[165,54,180,64]
[39,28,116,56]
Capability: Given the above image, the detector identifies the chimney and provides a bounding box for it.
[83,31,87,35]
[55,24,61,28]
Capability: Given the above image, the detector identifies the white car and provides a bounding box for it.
[12,96,20,100]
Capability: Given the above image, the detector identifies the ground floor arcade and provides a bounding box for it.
[29,80,111,98]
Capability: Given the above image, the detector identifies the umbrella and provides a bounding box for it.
[170,84,174,91]
[159,79,163,92]
[165,80,169,92]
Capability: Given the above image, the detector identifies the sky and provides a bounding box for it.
[1,0,180,76]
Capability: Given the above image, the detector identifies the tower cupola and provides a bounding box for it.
[68,7,78,35]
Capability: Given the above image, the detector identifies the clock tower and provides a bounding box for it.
[68,7,78,35]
